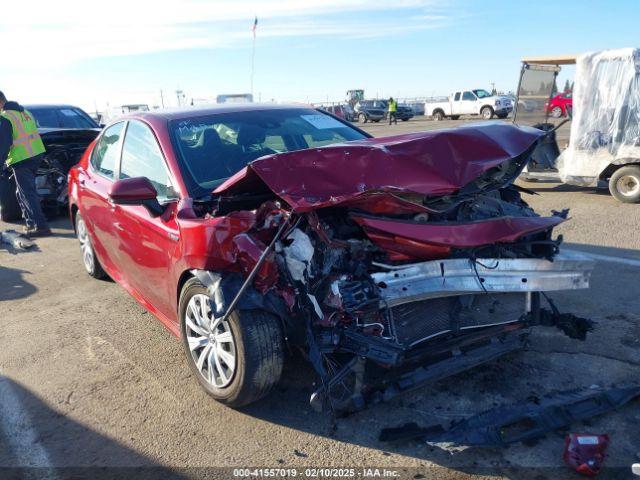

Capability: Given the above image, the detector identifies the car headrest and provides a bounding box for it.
[200,128,223,149]
[237,125,266,147]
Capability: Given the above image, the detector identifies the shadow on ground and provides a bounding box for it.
[0,377,198,480]
[0,266,37,301]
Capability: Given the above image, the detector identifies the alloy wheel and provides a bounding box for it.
[185,294,237,388]
[77,216,95,274]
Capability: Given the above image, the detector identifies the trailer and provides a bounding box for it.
[515,49,640,203]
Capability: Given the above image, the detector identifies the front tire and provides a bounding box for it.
[481,106,494,120]
[551,106,563,118]
[358,113,367,123]
[433,110,445,121]
[609,165,640,203]
[75,213,107,279]
[179,277,284,407]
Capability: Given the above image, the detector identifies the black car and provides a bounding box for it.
[354,100,386,123]
[0,105,100,222]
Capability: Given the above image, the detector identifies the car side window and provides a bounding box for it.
[120,121,177,202]
[90,122,125,179]
[462,91,475,101]
[454,92,461,101]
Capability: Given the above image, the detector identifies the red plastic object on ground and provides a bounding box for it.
[563,433,610,476]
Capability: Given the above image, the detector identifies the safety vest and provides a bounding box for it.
[388,100,397,113]
[1,109,46,166]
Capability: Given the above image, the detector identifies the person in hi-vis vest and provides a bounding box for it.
[0,91,51,236]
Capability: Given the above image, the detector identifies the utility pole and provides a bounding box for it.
[176,90,184,107]
[160,90,165,108]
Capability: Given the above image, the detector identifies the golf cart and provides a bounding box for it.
[514,49,640,203]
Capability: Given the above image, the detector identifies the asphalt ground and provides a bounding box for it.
[1,115,639,480]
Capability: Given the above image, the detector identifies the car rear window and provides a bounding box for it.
[30,107,97,129]
[170,108,367,196]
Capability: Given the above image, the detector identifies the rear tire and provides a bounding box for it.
[450,115,460,120]
[481,106,494,120]
[179,277,284,407]
[75,213,107,279]
[0,175,21,222]
[609,165,640,203]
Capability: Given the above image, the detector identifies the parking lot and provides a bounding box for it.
[1,115,639,479]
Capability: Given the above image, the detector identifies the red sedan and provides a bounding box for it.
[547,92,572,118]
[68,105,592,412]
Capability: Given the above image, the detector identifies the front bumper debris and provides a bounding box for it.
[372,251,594,307]
[419,385,640,447]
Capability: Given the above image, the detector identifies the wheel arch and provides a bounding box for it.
[70,203,79,233]
[177,269,196,310]
[432,108,445,116]
[599,160,640,181]
[181,269,294,341]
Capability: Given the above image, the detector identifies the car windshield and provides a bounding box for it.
[473,89,492,99]
[170,108,368,196]
[30,107,98,129]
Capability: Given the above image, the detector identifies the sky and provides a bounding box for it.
[0,0,637,114]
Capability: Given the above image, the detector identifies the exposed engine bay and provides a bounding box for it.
[0,129,98,221]
[185,124,594,413]
[37,129,99,214]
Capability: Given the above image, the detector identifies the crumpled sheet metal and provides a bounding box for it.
[214,123,544,211]
[352,215,565,251]
[180,208,280,292]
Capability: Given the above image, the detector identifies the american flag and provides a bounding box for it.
[252,17,258,38]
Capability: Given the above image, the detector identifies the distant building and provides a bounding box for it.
[216,93,254,104]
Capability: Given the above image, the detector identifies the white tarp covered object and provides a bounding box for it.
[558,48,640,186]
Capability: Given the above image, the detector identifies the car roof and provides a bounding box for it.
[25,104,83,109]
[123,103,315,122]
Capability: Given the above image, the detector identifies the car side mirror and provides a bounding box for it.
[108,177,164,217]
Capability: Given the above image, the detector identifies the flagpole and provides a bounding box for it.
[250,17,257,99]
[250,33,256,98]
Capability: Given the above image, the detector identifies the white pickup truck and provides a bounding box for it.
[425,89,513,121]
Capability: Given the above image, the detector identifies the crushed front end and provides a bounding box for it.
[201,123,594,413]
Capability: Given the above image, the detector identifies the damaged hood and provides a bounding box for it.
[214,123,544,212]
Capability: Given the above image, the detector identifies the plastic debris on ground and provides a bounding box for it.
[563,433,609,477]
[1,230,36,250]
[378,386,640,449]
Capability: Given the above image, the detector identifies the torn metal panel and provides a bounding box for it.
[422,386,640,447]
[371,251,594,307]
